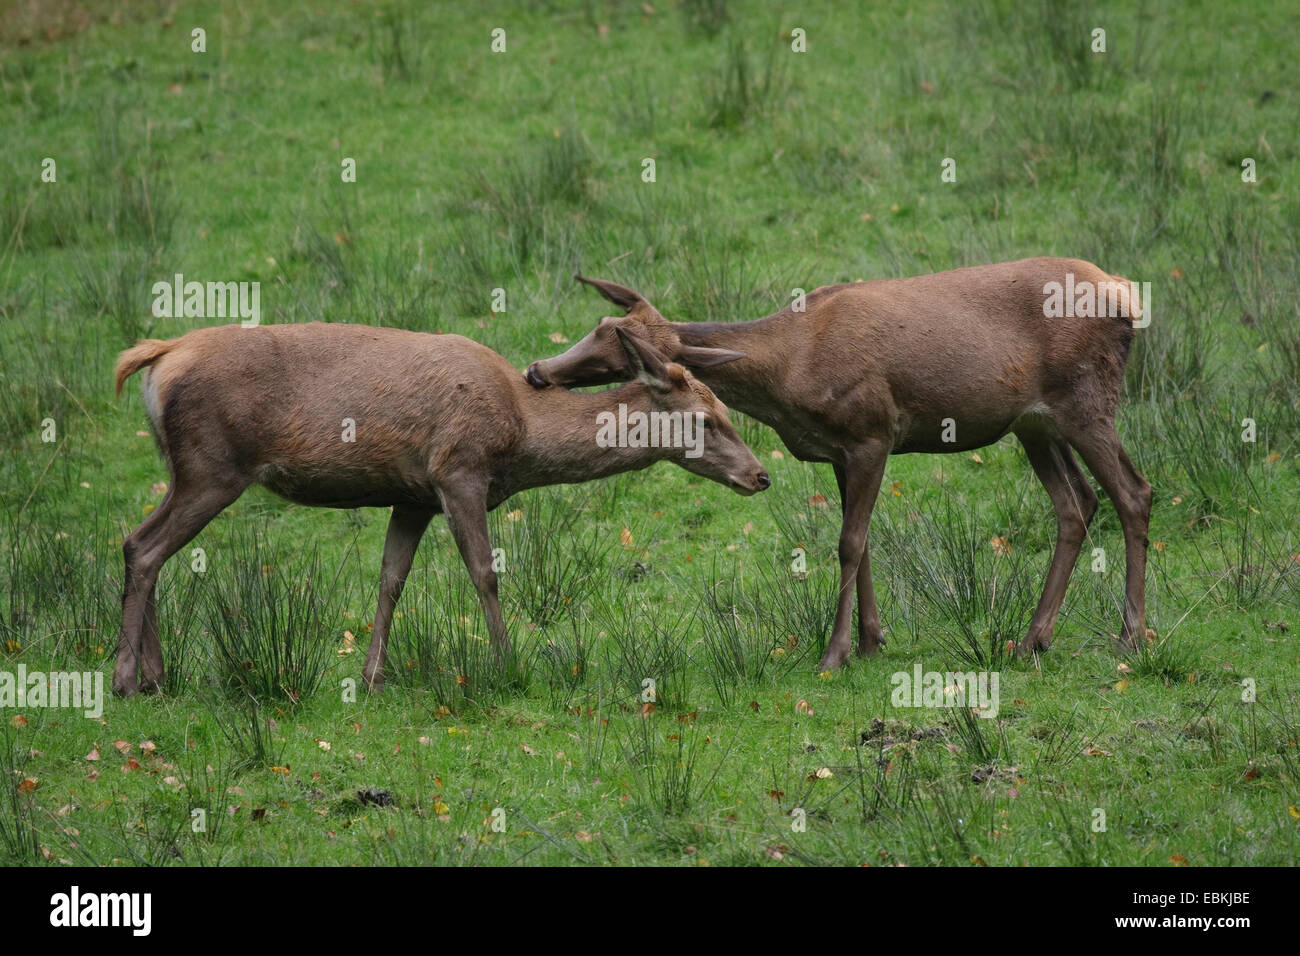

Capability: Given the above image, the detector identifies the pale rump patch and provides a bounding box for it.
[141,368,163,433]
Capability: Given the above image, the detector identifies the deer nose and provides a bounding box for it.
[756,470,771,490]
[525,363,548,388]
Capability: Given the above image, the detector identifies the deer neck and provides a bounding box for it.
[671,314,796,426]
[510,382,670,494]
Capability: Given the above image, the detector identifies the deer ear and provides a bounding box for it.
[615,327,672,389]
[575,275,646,313]
[677,343,745,369]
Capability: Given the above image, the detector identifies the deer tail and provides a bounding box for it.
[114,339,177,398]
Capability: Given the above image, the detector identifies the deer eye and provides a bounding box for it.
[701,417,715,431]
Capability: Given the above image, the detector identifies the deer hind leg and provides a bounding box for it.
[819,442,889,671]
[834,464,885,658]
[115,490,172,695]
[1059,422,1152,650]
[115,477,247,696]
[1015,430,1099,655]
[138,584,163,692]
[362,506,434,693]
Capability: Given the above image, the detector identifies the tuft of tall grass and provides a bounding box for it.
[489,487,610,631]
[0,721,43,864]
[1130,634,1195,686]
[203,530,345,704]
[705,36,791,131]
[198,688,284,773]
[387,560,530,708]
[1,506,118,668]
[696,551,835,705]
[878,492,1037,668]
[594,585,695,709]
[70,247,155,346]
[948,704,1010,767]
[617,713,732,817]
[540,615,592,709]
[680,0,729,37]
[366,4,423,83]
[158,566,209,695]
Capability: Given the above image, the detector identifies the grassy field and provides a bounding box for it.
[1,0,1298,866]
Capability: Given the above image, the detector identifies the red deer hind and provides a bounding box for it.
[112,322,768,696]
[525,258,1152,669]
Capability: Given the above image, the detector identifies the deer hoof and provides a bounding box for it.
[855,638,883,658]
[818,647,851,671]
[1014,635,1049,656]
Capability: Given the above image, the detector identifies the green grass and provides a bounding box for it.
[1,0,1298,866]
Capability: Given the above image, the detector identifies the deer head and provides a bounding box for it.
[524,276,745,389]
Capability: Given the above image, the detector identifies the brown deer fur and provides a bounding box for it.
[525,258,1152,669]
[113,321,768,696]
